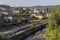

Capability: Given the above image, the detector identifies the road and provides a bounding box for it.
[0,19,48,40]
[0,22,39,35]
[9,23,47,40]
[0,18,48,35]
[0,24,30,35]
[6,23,41,38]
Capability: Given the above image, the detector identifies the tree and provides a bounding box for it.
[45,9,60,40]
[0,35,8,40]
[15,18,28,24]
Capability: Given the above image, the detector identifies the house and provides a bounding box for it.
[7,16,13,22]
[0,7,5,10]
[0,13,3,22]
[0,7,6,12]
[0,12,17,22]
[31,12,44,19]
[23,8,26,10]
[2,12,9,15]
[10,8,20,14]
[0,12,9,22]
[46,12,51,17]
[12,9,20,14]
[3,16,16,22]
[36,15,43,19]
[33,8,39,13]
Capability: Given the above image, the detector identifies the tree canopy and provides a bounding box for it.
[45,9,60,40]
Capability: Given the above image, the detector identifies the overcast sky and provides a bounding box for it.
[0,0,60,6]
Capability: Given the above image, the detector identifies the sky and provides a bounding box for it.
[0,0,60,7]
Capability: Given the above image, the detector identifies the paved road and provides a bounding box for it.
[0,22,39,35]
[9,23,46,40]
[0,18,48,35]
[0,24,30,35]
[7,23,41,38]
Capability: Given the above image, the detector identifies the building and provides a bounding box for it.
[33,8,39,13]
[12,9,20,14]
[0,7,5,10]
[2,12,9,15]
[23,8,26,10]
[3,16,16,22]
[10,8,20,14]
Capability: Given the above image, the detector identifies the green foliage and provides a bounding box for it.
[15,18,28,24]
[0,35,8,40]
[45,9,60,40]
[30,23,37,28]
[0,18,28,28]
[0,23,8,28]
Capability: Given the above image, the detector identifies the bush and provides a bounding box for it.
[0,35,8,40]
[45,9,60,40]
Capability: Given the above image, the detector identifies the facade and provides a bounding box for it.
[33,8,39,13]
[12,10,20,14]
[3,16,16,22]
[2,12,9,15]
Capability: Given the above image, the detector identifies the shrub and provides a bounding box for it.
[45,9,60,40]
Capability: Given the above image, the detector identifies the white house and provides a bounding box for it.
[3,16,14,22]
[0,7,5,10]
[2,12,9,15]
[33,8,39,13]
[23,8,26,10]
